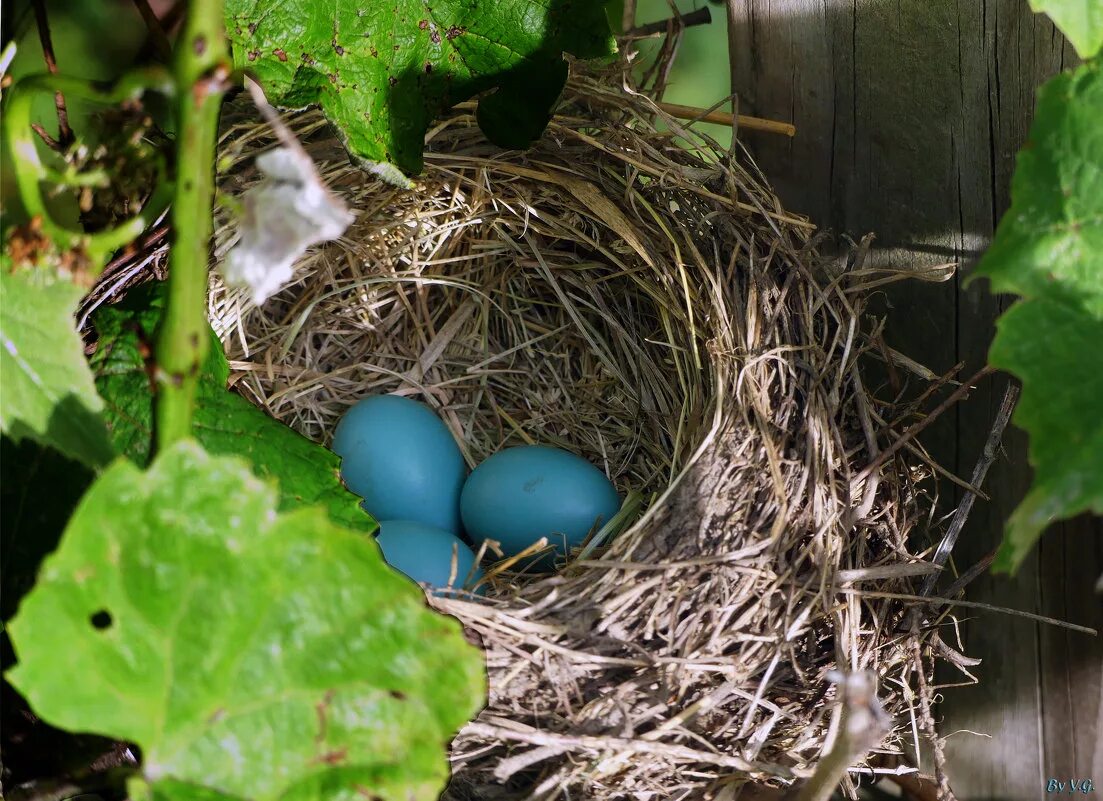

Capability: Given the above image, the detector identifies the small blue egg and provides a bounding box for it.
[460,445,621,568]
[376,520,484,594]
[332,395,466,532]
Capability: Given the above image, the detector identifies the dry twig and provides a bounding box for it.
[655,101,795,136]
[788,673,891,801]
[131,0,174,61]
[31,0,72,148]
[919,383,1020,598]
[626,7,712,38]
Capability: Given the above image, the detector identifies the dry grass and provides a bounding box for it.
[207,65,953,800]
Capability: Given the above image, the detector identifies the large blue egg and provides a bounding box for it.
[376,520,484,594]
[332,395,466,532]
[460,445,621,567]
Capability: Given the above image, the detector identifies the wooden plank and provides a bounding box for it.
[727,1,1094,798]
[1038,516,1103,783]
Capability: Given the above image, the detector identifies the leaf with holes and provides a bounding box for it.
[971,60,1103,571]
[1030,0,1103,58]
[224,0,615,178]
[91,285,374,533]
[0,269,114,469]
[6,441,486,801]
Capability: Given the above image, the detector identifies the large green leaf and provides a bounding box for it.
[0,270,114,469]
[6,441,486,801]
[971,60,1103,571]
[1030,0,1103,58]
[91,286,375,533]
[224,0,615,177]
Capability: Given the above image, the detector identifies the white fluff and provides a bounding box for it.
[219,147,353,305]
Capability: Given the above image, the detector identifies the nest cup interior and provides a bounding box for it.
[255,209,710,488]
[211,99,722,558]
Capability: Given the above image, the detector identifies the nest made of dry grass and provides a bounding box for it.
[203,66,954,800]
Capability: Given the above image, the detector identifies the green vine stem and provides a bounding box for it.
[3,68,175,268]
[154,0,229,449]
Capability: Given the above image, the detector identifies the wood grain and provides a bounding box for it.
[727,1,1098,798]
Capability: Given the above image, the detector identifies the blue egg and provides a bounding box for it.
[376,520,484,594]
[460,445,621,568]
[332,395,466,532]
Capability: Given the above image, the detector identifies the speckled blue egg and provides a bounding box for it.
[332,395,466,532]
[460,445,621,567]
[376,520,484,594]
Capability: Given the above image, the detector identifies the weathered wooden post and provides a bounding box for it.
[727,1,1101,796]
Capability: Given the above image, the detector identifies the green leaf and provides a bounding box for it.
[6,441,486,800]
[987,298,1103,570]
[971,61,1103,571]
[224,0,615,176]
[0,270,114,468]
[1030,0,1103,58]
[91,286,375,533]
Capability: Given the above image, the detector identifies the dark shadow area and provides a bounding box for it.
[5,394,115,475]
[0,436,93,623]
[0,436,133,791]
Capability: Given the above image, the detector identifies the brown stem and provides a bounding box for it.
[884,360,966,432]
[31,0,72,148]
[136,0,188,61]
[937,548,998,601]
[656,101,795,136]
[131,0,174,61]
[30,121,59,149]
[160,0,189,31]
[620,0,637,34]
[858,365,995,480]
[789,672,891,801]
[648,24,683,102]
[626,6,712,37]
[724,0,740,143]
[900,379,1021,801]
[910,636,958,801]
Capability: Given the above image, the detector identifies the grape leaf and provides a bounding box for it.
[91,285,375,533]
[971,60,1103,572]
[0,270,114,469]
[1030,0,1103,58]
[6,441,487,801]
[224,0,615,177]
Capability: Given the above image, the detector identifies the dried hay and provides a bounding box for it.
[207,67,950,800]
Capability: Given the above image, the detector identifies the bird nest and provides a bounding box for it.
[207,69,946,800]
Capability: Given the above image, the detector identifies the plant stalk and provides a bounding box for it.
[790,672,891,801]
[155,0,228,449]
[3,69,174,268]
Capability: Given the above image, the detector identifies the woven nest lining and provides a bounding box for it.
[209,71,940,799]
